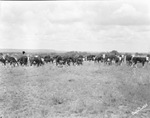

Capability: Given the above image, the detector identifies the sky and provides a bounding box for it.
[0,0,150,52]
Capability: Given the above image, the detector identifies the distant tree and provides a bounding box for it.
[135,52,144,56]
[110,50,119,55]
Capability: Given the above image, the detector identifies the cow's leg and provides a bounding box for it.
[131,63,134,67]
[131,62,135,67]
[129,61,132,66]
[10,61,13,67]
[135,63,138,68]
[142,62,145,68]
[12,62,15,67]
[134,61,137,68]
[3,61,6,66]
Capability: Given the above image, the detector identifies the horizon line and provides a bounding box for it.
[0,48,149,54]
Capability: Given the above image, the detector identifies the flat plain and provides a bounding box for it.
[0,62,150,118]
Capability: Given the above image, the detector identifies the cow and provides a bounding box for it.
[69,55,84,66]
[125,54,133,66]
[29,56,44,66]
[44,55,54,64]
[64,57,72,66]
[115,55,124,65]
[76,57,83,65]
[131,55,149,67]
[69,56,77,65]
[94,55,104,63]
[103,54,123,65]
[55,55,83,66]
[86,55,96,61]
[17,56,28,66]
[61,56,73,66]
[4,55,19,67]
[103,54,114,65]
[55,56,64,66]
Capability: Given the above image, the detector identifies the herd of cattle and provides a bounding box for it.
[0,52,150,68]
[0,54,84,67]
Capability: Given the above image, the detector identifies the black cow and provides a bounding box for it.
[69,57,77,65]
[60,56,72,66]
[103,54,122,65]
[44,55,54,63]
[86,55,96,61]
[5,55,19,66]
[55,55,83,66]
[94,55,104,63]
[132,56,149,67]
[115,55,124,65]
[18,56,28,66]
[64,57,72,66]
[55,56,65,66]
[76,57,83,65]
[68,56,84,66]
[103,54,114,65]
[125,54,133,66]
[29,56,44,66]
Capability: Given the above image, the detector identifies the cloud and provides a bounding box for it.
[113,3,140,16]
[0,1,150,52]
[110,3,150,25]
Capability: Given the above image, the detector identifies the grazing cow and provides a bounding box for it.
[103,54,114,65]
[69,56,84,66]
[94,55,103,63]
[132,55,149,67]
[76,57,83,65]
[4,55,19,66]
[64,57,72,66]
[29,56,44,66]
[55,55,83,66]
[62,56,72,66]
[18,56,28,66]
[86,55,96,61]
[55,56,64,66]
[69,57,77,65]
[115,55,124,65]
[103,54,122,65]
[44,55,54,63]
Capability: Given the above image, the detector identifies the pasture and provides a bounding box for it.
[0,62,150,118]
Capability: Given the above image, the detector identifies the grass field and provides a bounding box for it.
[0,62,150,118]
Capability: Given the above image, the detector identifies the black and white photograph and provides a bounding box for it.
[0,0,150,117]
